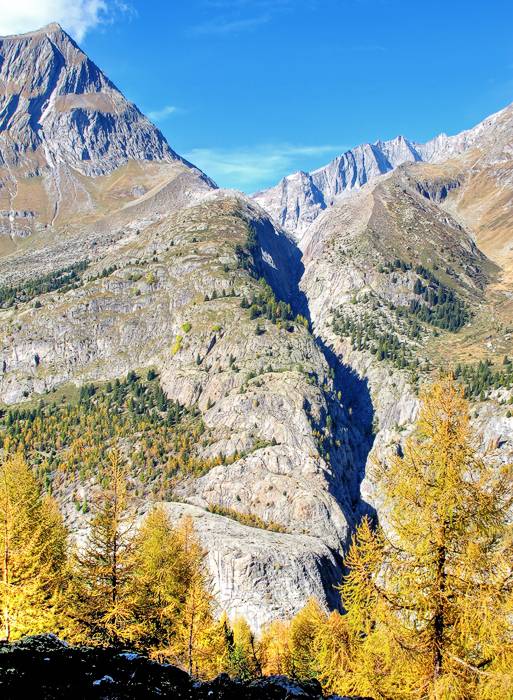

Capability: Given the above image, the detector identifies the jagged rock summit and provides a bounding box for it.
[0,22,179,175]
[253,102,513,241]
[0,23,214,239]
[253,135,421,237]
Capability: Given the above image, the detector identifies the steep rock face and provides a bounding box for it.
[295,167,513,515]
[0,24,214,239]
[253,136,422,240]
[253,103,513,241]
[0,23,178,176]
[160,503,341,629]
[0,192,366,628]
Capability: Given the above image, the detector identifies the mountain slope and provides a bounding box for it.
[0,25,374,631]
[0,23,214,243]
[1,22,512,634]
[0,189,370,628]
[254,103,513,242]
[288,104,513,515]
[0,22,178,175]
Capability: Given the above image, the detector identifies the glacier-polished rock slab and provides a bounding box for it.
[160,503,341,632]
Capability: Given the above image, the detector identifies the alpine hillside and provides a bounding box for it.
[255,101,513,515]
[0,23,372,631]
[0,22,512,638]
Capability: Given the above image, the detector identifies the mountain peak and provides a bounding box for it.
[41,21,63,33]
[0,23,181,177]
[0,22,64,39]
[253,135,423,238]
[253,103,513,239]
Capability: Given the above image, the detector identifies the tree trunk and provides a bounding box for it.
[433,538,447,678]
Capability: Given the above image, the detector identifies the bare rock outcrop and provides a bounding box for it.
[253,103,513,241]
[161,503,341,630]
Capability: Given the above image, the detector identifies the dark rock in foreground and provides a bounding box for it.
[0,635,372,700]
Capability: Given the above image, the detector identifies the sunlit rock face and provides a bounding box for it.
[0,21,512,635]
[0,23,178,176]
[253,104,513,243]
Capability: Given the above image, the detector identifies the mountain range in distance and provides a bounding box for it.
[0,22,512,631]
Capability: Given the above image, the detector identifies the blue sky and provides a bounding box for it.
[3,0,513,191]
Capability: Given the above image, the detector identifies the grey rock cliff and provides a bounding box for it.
[1,23,512,636]
[253,103,513,241]
[0,23,178,176]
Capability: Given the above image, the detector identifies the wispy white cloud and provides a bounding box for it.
[184,143,347,192]
[190,14,270,36]
[204,0,296,9]
[147,105,179,122]
[0,0,131,41]
[191,0,310,36]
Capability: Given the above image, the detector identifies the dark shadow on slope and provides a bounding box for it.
[244,212,379,609]
[253,216,377,531]
[252,216,311,322]
[316,338,377,526]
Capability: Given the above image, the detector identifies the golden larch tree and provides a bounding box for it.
[227,615,262,680]
[171,516,214,676]
[66,449,135,645]
[258,619,293,676]
[288,597,327,681]
[127,507,213,661]
[313,610,355,696]
[341,378,513,700]
[0,453,68,641]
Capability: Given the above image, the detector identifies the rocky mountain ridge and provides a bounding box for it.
[0,23,512,634]
[0,23,214,242]
[0,22,180,176]
[253,103,513,241]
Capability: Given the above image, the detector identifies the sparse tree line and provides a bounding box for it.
[404,264,470,332]
[240,277,309,330]
[1,379,512,699]
[234,228,309,330]
[455,357,513,401]
[332,309,423,378]
[0,371,219,505]
[332,304,513,403]
[377,258,470,332]
[0,261,89,309]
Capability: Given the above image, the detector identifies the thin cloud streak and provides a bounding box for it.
[147,105,179,122]
[192,0,311,36]
[184,143,347,191]
[190,15,270,35]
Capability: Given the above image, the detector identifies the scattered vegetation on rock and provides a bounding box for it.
[0,372,217,501]
[455,357,513,400]
[206,504,288,533]
[0,260,89,309]
[2,379,510,699]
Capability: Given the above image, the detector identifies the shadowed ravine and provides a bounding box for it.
[257,214,377,556]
